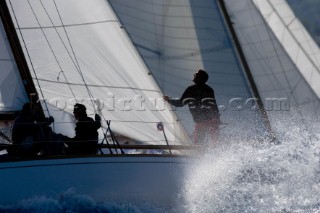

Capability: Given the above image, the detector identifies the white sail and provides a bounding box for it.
[0,17,28,112]
[6,0,191,145]
[224,0,320,127]
[255,0,320,99]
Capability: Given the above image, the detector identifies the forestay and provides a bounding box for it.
[6,0,191,145]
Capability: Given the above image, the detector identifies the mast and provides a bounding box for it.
[0,1,44,119]
[217,0,275,140]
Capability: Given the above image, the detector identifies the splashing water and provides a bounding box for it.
[0,119,319,212]
[179,118,320,212]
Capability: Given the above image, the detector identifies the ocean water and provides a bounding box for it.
[0,117,319,213]
[0,190,166,213]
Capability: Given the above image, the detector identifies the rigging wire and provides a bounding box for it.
[111,0,248,99]
[52,0,125,152]
[15,0,171,150]
[108,0,192,144]
[8,0,115,151]
[25,0,79,104]
[7,0,51,117]
[235,3,285,92]
[52,0,96,110]
[8,0,196,147]
[37,0,78,102]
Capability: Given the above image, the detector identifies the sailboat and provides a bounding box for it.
[0,0,319,206]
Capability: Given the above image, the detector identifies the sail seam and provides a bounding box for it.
[15,20,118,30]
[261,0,320,113]
[265,0,320,75]
[35,78,161,92]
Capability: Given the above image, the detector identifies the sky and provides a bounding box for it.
[286,0,320,45]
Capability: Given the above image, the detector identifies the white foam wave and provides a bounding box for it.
[179,118,320,212]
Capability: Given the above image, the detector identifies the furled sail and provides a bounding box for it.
[6,0,191,145]
[224,0,320,129]
[0,15,28,112]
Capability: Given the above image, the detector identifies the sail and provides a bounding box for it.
[0,14,28,112]
[255,0,320,99]
[109,0,267,137]
[6,0,191,145]
[223,0,320,128]
[6,0,316,144]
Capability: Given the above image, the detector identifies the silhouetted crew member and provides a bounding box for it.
[63,103,101,155]
[11,103,53,157]
[164,69,220,144]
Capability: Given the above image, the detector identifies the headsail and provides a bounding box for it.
[0,11,28,112]
[6,0,191,145]
[224,0,320,129]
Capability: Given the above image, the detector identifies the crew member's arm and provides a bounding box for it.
[94,114,101,130]
[163,87,193,107]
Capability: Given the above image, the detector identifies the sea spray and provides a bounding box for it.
[179,119,320,212]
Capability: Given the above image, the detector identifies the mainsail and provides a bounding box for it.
[109,0,268,137]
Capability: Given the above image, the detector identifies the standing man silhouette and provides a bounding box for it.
[164,69,220,144]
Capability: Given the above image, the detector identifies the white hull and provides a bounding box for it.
[0,155,192,206]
